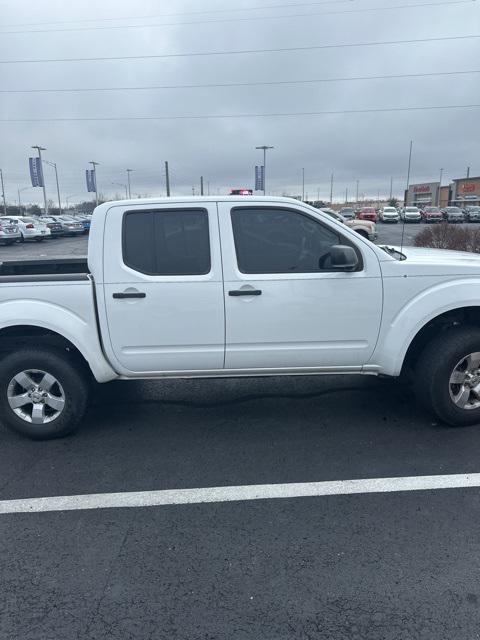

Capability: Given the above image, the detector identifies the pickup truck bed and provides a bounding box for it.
[0,258,88,279]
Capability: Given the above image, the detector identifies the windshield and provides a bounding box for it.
[425,207,440,212]
[405,207,419,212]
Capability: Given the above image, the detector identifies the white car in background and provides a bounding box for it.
[0,218,22,245]
[6,216,51,241]
[379,207,400,223]
[400,206,422,223]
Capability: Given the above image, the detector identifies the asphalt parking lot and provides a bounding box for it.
[2,228,480,639]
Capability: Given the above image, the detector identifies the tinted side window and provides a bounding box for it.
[123,209,210,275]
[231,207,342,274]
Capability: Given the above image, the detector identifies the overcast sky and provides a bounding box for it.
[0,0,479,206]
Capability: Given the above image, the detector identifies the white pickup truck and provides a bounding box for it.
[2,196,480,440]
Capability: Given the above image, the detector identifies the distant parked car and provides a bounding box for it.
[442,207,465,223]
[356,207,377,222]
[400,206,422,223]
[41,216,64,237]
[55,216,85,236]
[379,207,399,223]
[73,214,91,233]
[422,206,443,223]
[464,206,480,222]
[0,217,22,244]
[5,216,50,241]
[321,208,377,242]
[338,207,356,220]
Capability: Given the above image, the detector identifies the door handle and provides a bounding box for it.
[112,292,146,299]
[228,289,262,296]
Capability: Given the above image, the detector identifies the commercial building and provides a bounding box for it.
[405,182,440,206]
[451,176,480,207]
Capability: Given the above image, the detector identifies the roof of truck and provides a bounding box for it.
[94,195,305,210]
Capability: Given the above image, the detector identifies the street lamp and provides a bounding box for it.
[112,182,128,199]
[438,168,444,206]
[89,161,99,206]
[17,186,33,214]
[31,145,48,214]
[43,159,62,215]
[66,194,80,209]
[126,169,133,199]
[255,145,274,196]
[0,168,6,215]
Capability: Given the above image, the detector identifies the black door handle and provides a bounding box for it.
[228,289,262,297]
[113,292,146,299]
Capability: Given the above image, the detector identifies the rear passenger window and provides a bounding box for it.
[123,209,211,275]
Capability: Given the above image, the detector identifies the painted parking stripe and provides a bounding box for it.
[1,473,480,515]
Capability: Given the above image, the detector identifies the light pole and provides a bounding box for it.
[438,168,444,206]
[126,169,133,199]
[31,145,48,214]
[112,182,128,198]
[89,161,99,206]
[389,176,393,200]
[255,145,274,196]
[66,194,80,209]
[0,168,6,215]
[17,186,32,213]
[330,173,334,204]
[43,159,62,215]
[356,179,359,204]
[302,168,305,201]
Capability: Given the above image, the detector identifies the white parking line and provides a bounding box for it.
[1,473,480,515]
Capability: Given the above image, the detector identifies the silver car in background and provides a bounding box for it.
[0,218,22,245]
[442,207,465,223]
[401,206,422,223]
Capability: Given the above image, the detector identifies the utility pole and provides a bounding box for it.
[330,173,334,204]
[438,167,444,206]
[467,166,470,179]
[165,161,170,196]
[389,176,393,200]
[406,140,413,196]
[43,160,62,215]
[0,169,6,215]
[255,145,274,195]
[302,168,305,201]
[31,145,48,214]
[200,176,204,196]
[89,161,99,206]
[356,179,359,203]
[345,187,348,204]
[126,169,133,198]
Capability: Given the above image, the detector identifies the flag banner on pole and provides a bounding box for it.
[255,165,264,191]
[29,157,44,187]
[86,169,96,192]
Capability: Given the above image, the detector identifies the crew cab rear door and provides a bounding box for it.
[101,202,224,374]
[218,202,383,370]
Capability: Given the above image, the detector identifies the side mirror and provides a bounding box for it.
[330,245,359,271]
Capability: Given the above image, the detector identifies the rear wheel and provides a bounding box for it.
[0,348,90,439]
[415,327,480,426]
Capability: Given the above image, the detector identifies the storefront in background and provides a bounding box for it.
[406,182,440,206]
[452,177,480,207]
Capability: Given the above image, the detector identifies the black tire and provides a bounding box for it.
[35,237,44,242]
[0,348,90,439]
[415,327,480,426]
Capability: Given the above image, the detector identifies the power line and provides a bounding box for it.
[1,104,479,123]
[1,34,478,64]
[1,69,478,93]
[0,1,472,35]
[0,1,356,29]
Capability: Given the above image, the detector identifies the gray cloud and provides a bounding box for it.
[0,0,479,206]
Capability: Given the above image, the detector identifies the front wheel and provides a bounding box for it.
[0,348,90,439]
[415,327,480,426]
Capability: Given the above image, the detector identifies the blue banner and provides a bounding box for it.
[29,157,44,187]
[86,169,96,193]
[255,165,264,191]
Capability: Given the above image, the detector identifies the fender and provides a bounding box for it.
[0,298,118,383]
[372,278,480,376]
